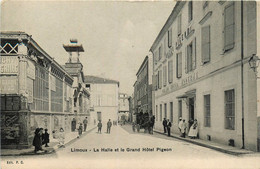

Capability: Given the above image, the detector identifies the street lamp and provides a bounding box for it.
[248,54,260,78]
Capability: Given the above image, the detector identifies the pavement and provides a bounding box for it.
[1,125,97,156]
[153,128,254,156]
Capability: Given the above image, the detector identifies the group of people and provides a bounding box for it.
[97,119,113,134]
[162,118,172,137]
[178,117,198,138]
[162,117,199,138]
[132,115,155,134]
[33,128,51,153]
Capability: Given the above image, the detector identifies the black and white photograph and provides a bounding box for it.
[1,0,260,168]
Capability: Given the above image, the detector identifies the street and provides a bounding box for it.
[1,125,260,169]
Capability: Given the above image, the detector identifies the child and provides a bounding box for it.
[42,129,50,147]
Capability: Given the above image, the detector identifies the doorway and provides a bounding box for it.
[188,97,195,129]
[97,112,102,121]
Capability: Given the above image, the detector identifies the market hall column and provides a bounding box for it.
[18,42,28,97]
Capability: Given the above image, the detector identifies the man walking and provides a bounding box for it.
[83,117,88,132]
[97,120,102,134]
[162,118,167,133]
[167,119,172,137]
[178,117,183,136]
[107,119,112,134]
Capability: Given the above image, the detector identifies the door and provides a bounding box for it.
[188,97,195,128]
[97,112,102,121]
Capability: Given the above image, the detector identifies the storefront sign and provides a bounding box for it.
[0,76,18,94]
[0,56,18,74]
[162,72,199,94]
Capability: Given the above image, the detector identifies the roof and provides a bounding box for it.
[136,56,148,76]
[149,1,185,52]
[84,75,119,86]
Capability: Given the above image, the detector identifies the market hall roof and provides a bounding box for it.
[84,75,120,87]
[0,31,74,85]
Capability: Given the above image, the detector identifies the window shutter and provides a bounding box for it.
[177,53,182,78]
[185,46,188,73]
[192,38,196,70]
[160,70,163,89]
[224,3,235,52]
[168,29,172,47]
[202,26,210,63]
[152,75,157,90]
[164,37,167,57]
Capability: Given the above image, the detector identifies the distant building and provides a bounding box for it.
[133,55,153,124]
[150,1,259,151]
[0,32,74,148]
[128,95,133,122]
[118,93,129,122]
[84,75,119,124]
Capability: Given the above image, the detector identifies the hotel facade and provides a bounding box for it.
[150,1,260,151]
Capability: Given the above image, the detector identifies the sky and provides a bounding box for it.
[1,0,175,95]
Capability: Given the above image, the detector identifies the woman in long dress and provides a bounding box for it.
[188,119,198,139]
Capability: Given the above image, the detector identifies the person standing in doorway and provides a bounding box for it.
[83,117,88,132]
[97,120,102,134]
[167,119,172,137]
[181,119,187,138]
[107,119,112,134]
[162,118,167,133]
[178,117,183,136]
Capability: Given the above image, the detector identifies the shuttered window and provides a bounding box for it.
[170,102,173,123]
[160,104,162,121]
[163,65,167,86]
[159,70,163,89]
[185,38,196,73]
[164,103,167,119]
[159,45,163,60]
[153,74,157,91]
[176,53,182,78]
[168,60,173,83]
[225,89,235,130]
[201,26,211,64]
[157,71,160,89]
[177,14,182,36]
[188,1,193,22]
[156,105,158,121]
[224,3,235,52]
[164,37,167,58]
[168,29,172,47]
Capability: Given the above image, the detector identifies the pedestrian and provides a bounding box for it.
[78,123,83,138]
[97,120,102,134]
[188,118,194,133]
[181,119,187,138]
[178,117,183,136]
[58,128,65,148]
[188,119,199,139]
[33,128,44,153]
[42,129,50,147]
[83,117,88,132]
[107,119,112,134]
[132,121,136,132]
[167,119,172,137]
[162,118,167,133]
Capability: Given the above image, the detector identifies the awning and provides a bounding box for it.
[176,89,196,99]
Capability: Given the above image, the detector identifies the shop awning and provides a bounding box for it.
[176,89,196,99]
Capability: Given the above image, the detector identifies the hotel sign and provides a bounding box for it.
[0,56,18,74]
[162,72,199,94]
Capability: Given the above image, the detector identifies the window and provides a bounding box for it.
[178,100,182,120]
[158,70,162,89]
[164,37,167,57]
[201,26,211,64]
[203,1,209,10]
[168,60,173,83]
[177,14,182,36]
[156,105,158,121]
[176,52,182,78]
[33,66,49,111]
[188,1,193,22]
[170,102,173,122]
[159,45,163,60]
[164,103,167,119]
[204,94,211,127]
[155,50,159,64]
[225,89,235,130]
[51,75,63,112]
[168,29,172,47]
[224,3,235,52]
[163,65,167,87]
[186,39,196,73]
[160,104,162,121]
